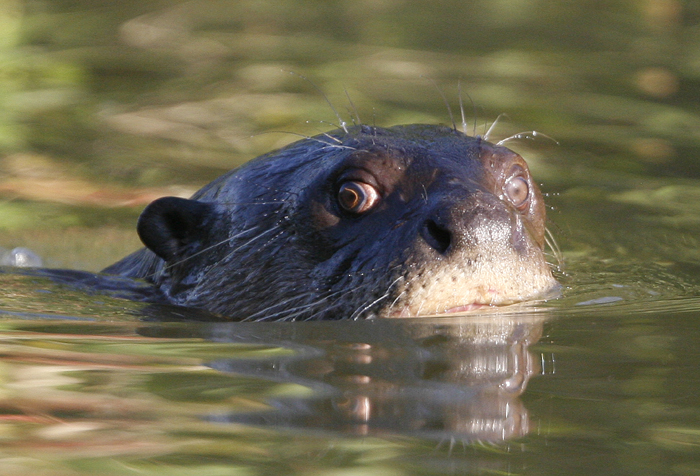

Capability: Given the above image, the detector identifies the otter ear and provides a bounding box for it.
[137,197,217,262]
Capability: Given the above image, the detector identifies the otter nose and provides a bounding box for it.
[421,218,452,255]
[420,194,530,256]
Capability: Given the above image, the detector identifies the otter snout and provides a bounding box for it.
[420,191,538,259]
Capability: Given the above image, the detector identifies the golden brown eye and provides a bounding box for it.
[338,181,380,214]
[504,175,529,210]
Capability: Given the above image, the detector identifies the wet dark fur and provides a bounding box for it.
[105,124,556,321]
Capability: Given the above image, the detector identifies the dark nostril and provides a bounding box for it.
[421,219,452,255]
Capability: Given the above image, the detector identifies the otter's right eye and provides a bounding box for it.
[338,181,380,214]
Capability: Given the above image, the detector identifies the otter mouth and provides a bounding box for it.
[386,282,563,318]
[388,301,540,318]
[388,302,490,318]
[444,303,489,313]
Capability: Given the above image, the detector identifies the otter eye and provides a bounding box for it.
[338,181,380,214]
[504,175,530,210]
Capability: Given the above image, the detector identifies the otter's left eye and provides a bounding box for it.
[338,181,380,214]
[504,175,530,210]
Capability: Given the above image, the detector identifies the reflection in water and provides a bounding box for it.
[4,298,700,474]
[143,315,545,443]
[0,268,547,445]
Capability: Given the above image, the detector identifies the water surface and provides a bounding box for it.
[1,0,700,474]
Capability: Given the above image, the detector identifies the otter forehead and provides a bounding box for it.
[211,124,486,186]
[214,124,535,217]
[107,123,557,320]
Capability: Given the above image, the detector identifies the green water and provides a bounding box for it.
[0,0,700,474]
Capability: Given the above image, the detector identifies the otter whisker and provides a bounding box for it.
[458,80,468,135]
[297,294,359,322]
[424,77,456,132]
[242,254,403,322]
[389,270,426,315]
[544,226,564,272]
[252,130,356,151]
[285,70,349,133]
[496,130,559,147]
[242,292,322,322]
[457,80,478,137]
[415,266,447,316]
[320,132,343,144]
[190,225,286,282]
[387,289,408,315]
[146,224,268,279]
[221,226,287,263]
[294,278,384,322]
[344,87,362,126]
[484,113,509,141]
[241,269,374,322]
[305,121,345,143]
[188,230,291,306]
[253,282,369,322]
[279,273,393,322]
[300,290,369,321]
[348,276,403,320]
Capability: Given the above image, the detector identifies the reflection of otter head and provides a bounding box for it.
[196,315,545,443]
[108,124,558,320]
[409,317,544,441]
[323,318,544,441]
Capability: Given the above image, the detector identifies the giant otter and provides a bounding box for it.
[104,124,558,320]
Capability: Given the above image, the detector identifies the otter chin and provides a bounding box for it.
[104,124,559,321]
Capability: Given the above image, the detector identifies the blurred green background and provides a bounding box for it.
[0,0,697,270]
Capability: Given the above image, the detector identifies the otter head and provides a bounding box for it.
[127,124,558,320]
